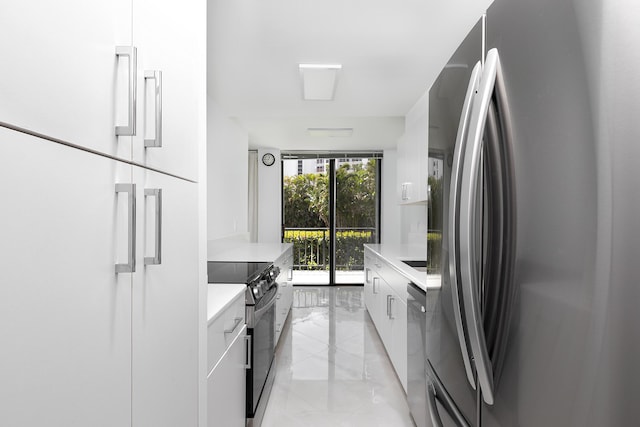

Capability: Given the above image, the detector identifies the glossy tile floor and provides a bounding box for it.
[262,287,415,427]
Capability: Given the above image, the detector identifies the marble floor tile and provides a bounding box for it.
[262,286,415,427]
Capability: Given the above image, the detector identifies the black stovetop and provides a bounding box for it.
[207,261,273,284]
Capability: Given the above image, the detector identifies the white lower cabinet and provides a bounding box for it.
[274,247,294,345]
[207,326,247,427]
[364,247,408,392]
[207,289,247,427]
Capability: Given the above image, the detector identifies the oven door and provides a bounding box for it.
[246,284,278,417]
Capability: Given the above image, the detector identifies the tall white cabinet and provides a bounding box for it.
[0,0,206,425]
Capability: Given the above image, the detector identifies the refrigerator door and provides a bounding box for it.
[426,17,484,427]
[483,0,601,424]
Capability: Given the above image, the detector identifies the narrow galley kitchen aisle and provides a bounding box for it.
[262,287,414,426]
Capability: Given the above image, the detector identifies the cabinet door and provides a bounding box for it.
[0,128,132,426]
[207,327,248,427]
[132,0,206,180]
[132,167,199,426]
[0,0,132,159]
[390,296,408,392]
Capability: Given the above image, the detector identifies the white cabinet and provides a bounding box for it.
[0,0,131,159]
[132,166,200,426]
[0,128,132,426]
[207,328,248,427]
[207,290,247,427]
[274,247,294,345]
[0,0,205,181]
[132,0,205,180]
[364,247,408,392]
[397,91,429,205]
[0,129,200,425]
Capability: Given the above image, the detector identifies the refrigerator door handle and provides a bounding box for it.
[460,48,516,406]
[426,383,444,427]
[448,60,483,390]
[426,360,472,427]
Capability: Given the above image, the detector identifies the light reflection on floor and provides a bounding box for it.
[261,287,415,427]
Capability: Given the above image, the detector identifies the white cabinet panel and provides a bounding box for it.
[132,0,206,180]
[275,247,293,344]
[0,0,132,159]
[207,327,248,427]
[132,167,200,427]
[0,128,131,426]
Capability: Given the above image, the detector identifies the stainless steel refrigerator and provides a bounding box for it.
[425,0,640,425]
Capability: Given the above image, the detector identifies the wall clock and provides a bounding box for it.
[262,152,276,166]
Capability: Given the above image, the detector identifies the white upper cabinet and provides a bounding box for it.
[132,0,206,181]
[0,0,132,160]
[397,91,429,204]
[0,0,205,181]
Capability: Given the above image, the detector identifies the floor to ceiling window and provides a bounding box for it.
[282,153,381,285]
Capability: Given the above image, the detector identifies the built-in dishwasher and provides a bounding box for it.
[407,282,427,427]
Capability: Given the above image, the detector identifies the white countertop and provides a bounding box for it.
[207,240,293,262]
[364,244,441,292]
[207,283,246,325]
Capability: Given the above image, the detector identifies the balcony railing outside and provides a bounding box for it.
[283,227,377,272]
[284,227,443,276]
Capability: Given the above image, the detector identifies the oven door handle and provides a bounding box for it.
[254,284,279,322]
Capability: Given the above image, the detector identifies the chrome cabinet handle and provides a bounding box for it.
[386,295,392,317]
[460,48,517,405]
[244,335,252,369]
[144,188,162,265]
[365,267,370,283]
[373,277,379,294]
[448,60,482,391]
[115,183,136,273]
[287,267,293,281]
[115,46,137,136]
[389,296,395,319]
[224,317,243,334]
[144,70,162,148]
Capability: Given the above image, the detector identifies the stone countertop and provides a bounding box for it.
[207,283,246,325]
[207,241,293,262]
[364,244,441,292]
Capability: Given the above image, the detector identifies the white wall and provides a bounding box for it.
[257,147,282,243]
[207,97,249,240]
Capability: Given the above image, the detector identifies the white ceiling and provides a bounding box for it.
[207,0,492,151]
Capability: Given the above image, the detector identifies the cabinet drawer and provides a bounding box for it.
[207,293,245,375]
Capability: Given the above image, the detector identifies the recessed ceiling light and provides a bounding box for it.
[307,127,353,137]
[299,64,342,101]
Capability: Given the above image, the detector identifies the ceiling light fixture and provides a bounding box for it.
[306,127,353,137]
[299,64,342,101]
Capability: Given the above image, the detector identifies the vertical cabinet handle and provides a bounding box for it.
[144,188,162,265]
[115,184,136,273]
[115,46,137,136]
[386,295,391,317]
[244,335,252,369]
[389,296,395,319]
[373,277,379,294]
[144,70,162,148]
[287,267,293,281]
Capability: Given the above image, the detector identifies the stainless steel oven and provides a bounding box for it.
[207,261,280,427]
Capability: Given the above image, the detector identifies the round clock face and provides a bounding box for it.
[262,152,276,166]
